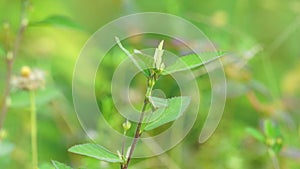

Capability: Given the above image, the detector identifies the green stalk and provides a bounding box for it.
[30,90,38,169]
[268,149,280,169]
[122,74,156,169]
[122,99,148,169]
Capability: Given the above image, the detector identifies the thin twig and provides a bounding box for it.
[120,131,127,169]
[0,0,28,130]
[122,99,149,169]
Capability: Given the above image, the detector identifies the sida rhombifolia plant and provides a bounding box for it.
[52,37,224,169]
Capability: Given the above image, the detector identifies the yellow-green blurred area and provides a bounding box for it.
[1,0,300,169]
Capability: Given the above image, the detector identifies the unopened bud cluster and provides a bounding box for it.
[11,66,45,91]
[153,40,165,71]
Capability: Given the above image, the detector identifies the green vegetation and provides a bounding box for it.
[1,0,300,169]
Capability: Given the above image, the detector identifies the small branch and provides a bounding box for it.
[268,149,280,169]
[122,99,148,169]
[0,0,28,130]
[122,73,158,169]
[120,131,127,169]
[0,53,13,129]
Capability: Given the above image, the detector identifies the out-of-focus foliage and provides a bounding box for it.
[0,0,300,169]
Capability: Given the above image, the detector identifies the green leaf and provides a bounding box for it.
[144,96,191,131]
[162,51,225,75]
[68,143,122,163]
[149,96,168,108]
[115,37,152,77]
[263,119,281,138]
[246,127,265,143]
[30,15,84,30]
[52,161,73,169]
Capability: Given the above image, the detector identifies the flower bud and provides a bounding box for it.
[6,97,11,107]
[0,129,7,140]
[6,51,13,60]
[266,138,275,147]
[276,137,283,145]
[122,120,131,131]
[153,40,165,70]
[148,78,155,87]
[21,66,31,77]
[21,18,29,27]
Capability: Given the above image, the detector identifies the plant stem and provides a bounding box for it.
[122,74,156,169]
[268,149,280,169]
[122,99,148,169]
[120,131,127,169]
[30,91,38,169]
[0,0,28,130]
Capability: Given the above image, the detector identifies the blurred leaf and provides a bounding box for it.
[264,119,274,137]
[263,119,281,138]
[0,141,14,157]
[52,161,72,169]
[246,127,265,143]
[10,87,60,108]
[162,51,225,75]
[144,96,191,131]
[30,15,84,30]
[68,143,122,163]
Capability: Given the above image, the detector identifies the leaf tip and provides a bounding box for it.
[158,40,164,50]
[115,36,120,43]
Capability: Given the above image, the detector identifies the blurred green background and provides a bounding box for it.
[0,0,300,168]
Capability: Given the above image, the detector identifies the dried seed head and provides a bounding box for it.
[11,66,46,91]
